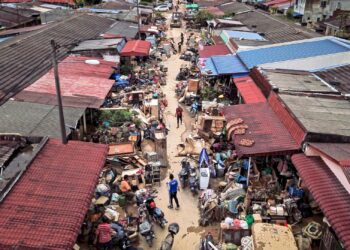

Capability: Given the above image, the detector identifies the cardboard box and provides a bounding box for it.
[253,214,262,223]
[188,79,199,92]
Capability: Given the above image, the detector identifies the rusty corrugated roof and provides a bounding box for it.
[14,55,115,108]
[0,14,115,105]
[223,102,300,157]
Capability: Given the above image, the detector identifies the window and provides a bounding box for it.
[337,2,341,10]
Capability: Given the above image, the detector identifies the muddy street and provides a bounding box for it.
[138,13,203,250]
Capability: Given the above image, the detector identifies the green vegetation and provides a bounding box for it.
[99,110,133,126]
[195,10,215,25]
[201,86,219,101]
[286,7,294,19]
[223,12,235,18]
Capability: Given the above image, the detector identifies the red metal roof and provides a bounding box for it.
[291,154,350,249]
[263,0,292,7]
[212,36,225,45]
[309,142,350,167]
[204,7,225,17]
[40,0,75,6]
[15,55,115,108]
[120,40,151,57]
[0,139,107,249]
[0,0,32,2]
[234,76,266,104]
[198,44,231,58]
[223,103,300,157]
[268,92,306,145]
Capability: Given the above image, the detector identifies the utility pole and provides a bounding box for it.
[136,0,141,38]
[51,39,67,144]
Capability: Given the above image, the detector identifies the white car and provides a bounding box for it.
[154,4,169,12]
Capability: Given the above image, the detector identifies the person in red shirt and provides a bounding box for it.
[175,105,183,128]
[95,217,115,250]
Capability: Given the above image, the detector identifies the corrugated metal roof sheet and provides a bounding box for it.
[223,102,300,156]
[204,7,225,16]
[0,14,115,105]
[15,55,115,109]
[198,44,231,58]
[260,51,350,72]
[211,55,248,75]
[233,10,318,44]
[315,64,350,95]
[40,0,75,6]
[237,37,350,69]
[0,139,107,249]
[198,57,218,76]
[0,100,85,138]
[221,30,266,42]
[263,0,293,7]
[268,92,306,145]
[71,38,125,51]
[291,154,350,250]
[278,93,350,139]
[261,68,338,93]
[234,76,266,103]
[120,40,151,56]
[102,20,139,39]
[309,142,350,167]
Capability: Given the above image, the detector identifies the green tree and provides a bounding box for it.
[195,10,215,25]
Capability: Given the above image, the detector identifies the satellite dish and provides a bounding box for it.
[85,59,100,65]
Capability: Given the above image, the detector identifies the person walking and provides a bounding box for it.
[175,105,183,128]
[178,42,182,54]
[180,32,184,45]
[167,174,180,209]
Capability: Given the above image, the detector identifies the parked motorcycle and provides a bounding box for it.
[160,223,180,250]
[145,197,168,228]
[111,222,134,250]
[178,157,190,188]
[199,232,216,250]
[189,166,199,195]
[190,101,199,117]
[138,203,156,247]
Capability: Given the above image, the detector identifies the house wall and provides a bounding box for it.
[325,24,339,35]
[305,145,350,193]
[294,0,307,15]
[300,0,350,24]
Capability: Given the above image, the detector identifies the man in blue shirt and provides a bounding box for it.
[167,174,180,209]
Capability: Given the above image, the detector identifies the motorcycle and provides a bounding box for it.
[145,197,168,228]
[178,158,190,188]
[111,222,134,250]
[190,101,199,117]
[160,223,180,250]
[138,203,156,247]
[199,232,216,250]
[189,166,199,195]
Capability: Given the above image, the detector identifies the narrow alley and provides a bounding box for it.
[139,13,203,250]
